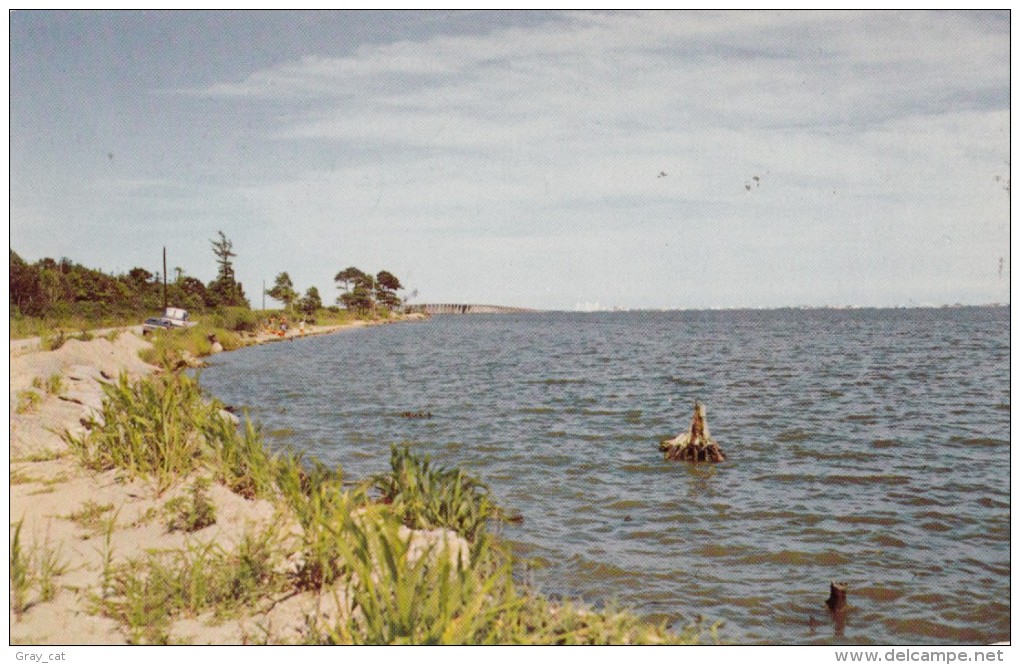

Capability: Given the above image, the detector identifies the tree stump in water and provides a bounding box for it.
[826,581,848,613]
[660,402,726,463]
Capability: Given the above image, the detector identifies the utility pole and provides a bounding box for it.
[162,246,168,310]
[262,279,266,311]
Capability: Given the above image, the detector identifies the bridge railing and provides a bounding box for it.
[405,303,535,314]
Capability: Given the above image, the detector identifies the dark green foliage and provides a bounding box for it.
[335,266,375,312]
[298,286,322,315]
[267,272,298,311]
[207,231,249,308]
[375,270,403,310]
[10,250,45,316]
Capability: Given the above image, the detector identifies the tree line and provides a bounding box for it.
[11,230,408,320]
[266,267,405,316]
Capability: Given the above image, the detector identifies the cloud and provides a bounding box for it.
[13,11,1007,308]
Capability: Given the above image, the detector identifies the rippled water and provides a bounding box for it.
[198,307,1010,645]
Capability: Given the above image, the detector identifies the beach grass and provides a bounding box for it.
[10,519,70,615]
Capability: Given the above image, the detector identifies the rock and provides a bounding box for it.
[218,409,240,426]
[210,342,224,354]
[397,525,470,569]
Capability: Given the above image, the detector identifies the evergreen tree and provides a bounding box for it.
[298,286,322,315]
[267,272,298,312]
[207,231,249,307]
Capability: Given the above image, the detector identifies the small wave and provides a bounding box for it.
[666,376,706,387]
[871,438,899,448]
[837,515,900,526]
[845,413,879,423]
[734,550,851,567]
[776,429,812,442]
[948,436,1007,447]
[977,497,1009,509]
[606,499,646,510]
[692,543,751,558]
[920,521,952,533]
[872,534,907,548]
[826,474,910,486]
[882,617,987,643]
[537,377,587,385]
[620,463,665,473]
[856,585,906,602]
[792,448,875,462]
[888,492,948,507]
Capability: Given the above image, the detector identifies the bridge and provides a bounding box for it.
[406,303,537,315]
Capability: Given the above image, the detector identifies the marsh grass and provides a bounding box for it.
[10,521,31,614]
[99,531,282,644]
[321,508,519,645]
[10,520,70,615]
[10,467,39,485]
[15,389,43,414]
[164,478,217,532]
[45,373,64,396]
[65,372,275,497]
[67,500,116,533]
[370,445,497,541]
[139,324,243,370]
[66,374,207,493]
[275,456,353,590]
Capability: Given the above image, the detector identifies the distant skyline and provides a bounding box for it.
[10,10,1011,310]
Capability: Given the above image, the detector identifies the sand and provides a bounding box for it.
[8,315,432,644]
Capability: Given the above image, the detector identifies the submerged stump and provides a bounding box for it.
[660,401,726,463]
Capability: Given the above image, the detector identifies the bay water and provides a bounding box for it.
[198,307,1010,645]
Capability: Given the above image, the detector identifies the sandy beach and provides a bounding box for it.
[8,317,426,644]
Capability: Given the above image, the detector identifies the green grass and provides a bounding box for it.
[32,373,64,396]
[98,531,282,644]
[164,479,217,533]
[369,445,498,541]
[10,519,70,615]
[139,323,244,370]
[10,520,31,615]
[15,390,43,414]
[66,500,116,533]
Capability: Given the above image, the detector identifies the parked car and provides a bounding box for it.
[141,307,196,335]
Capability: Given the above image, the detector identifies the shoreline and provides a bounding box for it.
[8,313,690,645]
[9,314,426,644]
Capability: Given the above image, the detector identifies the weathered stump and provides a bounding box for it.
[826,581,848,613]
[660,401,726,463]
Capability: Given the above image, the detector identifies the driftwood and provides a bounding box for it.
[660,402,726,463]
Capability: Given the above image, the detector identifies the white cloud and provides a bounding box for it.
[13,11,1008,308]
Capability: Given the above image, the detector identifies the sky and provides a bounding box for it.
[9,10,1011,310]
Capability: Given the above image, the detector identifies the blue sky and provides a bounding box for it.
[9,10,1010,310]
